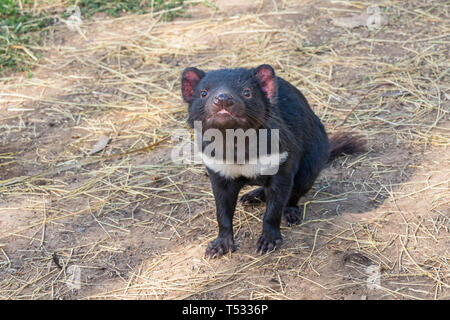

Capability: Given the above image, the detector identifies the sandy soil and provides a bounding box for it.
[0,0,448,300]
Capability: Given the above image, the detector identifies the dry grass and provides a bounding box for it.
[0,0,448,300]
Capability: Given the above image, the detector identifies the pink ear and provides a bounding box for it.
[254,64,277,101]
[182,67,205,103]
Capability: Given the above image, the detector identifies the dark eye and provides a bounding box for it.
[200,89,208,98]
[243,89,251,98]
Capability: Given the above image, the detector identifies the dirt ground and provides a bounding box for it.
[0,0,449,300]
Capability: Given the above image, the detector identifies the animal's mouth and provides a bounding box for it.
[204,107,248,129]
[206,108,236,122]
[216,108,231,115]
[209,110,236,127]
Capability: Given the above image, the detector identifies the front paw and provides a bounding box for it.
[205,236,236,258]
[256,229,282,254]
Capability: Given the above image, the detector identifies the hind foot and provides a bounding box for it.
[283,206,302,226]
[240,187,265,205]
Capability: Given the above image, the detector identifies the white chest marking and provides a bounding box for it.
[200,152,289,178]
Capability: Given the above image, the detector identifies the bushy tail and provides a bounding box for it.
[328,131,366,162]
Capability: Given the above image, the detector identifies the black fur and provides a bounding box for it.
[181,65,365,257]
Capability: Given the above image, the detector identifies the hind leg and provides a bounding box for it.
[240,184,309,226]
[282,186,311,226]
[283,167,318,226]
[240,187,266,204]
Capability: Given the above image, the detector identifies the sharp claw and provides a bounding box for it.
[205,237,235,258]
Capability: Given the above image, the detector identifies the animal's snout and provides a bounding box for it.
[213,92,234,108]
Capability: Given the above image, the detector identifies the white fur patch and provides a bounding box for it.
[200,152,288,178]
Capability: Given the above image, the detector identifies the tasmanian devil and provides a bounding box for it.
[181,64,365,258]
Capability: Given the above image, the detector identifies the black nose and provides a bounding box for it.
[213,92,234,108]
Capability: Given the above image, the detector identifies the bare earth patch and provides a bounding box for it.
[0,0,448,299]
